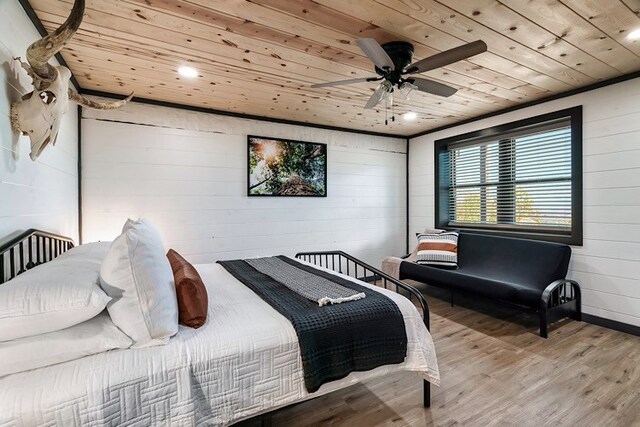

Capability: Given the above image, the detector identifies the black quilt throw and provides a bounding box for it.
[218,256,408,393]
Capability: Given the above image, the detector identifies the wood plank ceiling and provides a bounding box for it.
[27,0,640,136]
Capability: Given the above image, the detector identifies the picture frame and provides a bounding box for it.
[247,135,327,197]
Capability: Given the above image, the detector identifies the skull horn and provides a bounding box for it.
[68,89,134,110]
[26,0,85,89]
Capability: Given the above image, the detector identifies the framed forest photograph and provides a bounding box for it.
[248,136,327,197]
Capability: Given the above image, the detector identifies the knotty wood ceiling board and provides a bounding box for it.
[27,0,640,136]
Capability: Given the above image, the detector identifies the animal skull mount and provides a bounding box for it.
[11,64,70,161]
[9,0,133,161]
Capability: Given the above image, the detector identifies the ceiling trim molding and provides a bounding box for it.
[81,89,405,139]
[17,0,81,91]
[407,71,640,140]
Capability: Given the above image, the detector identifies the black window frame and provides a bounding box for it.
[434,106,583,246]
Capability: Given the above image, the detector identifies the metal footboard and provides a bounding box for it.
[295,250,432,408]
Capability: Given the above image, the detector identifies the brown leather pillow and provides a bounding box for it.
[166,249,208,328]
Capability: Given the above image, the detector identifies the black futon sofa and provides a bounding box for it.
[400,232,581,338]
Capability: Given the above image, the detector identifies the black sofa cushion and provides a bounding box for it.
[400,232,572,308]
[457,233,571,289]
[400,262,545,306]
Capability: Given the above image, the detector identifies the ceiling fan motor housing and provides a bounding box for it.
[375,41,415,84]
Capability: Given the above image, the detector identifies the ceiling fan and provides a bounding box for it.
[311,39,488,112]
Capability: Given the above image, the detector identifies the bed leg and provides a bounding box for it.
[260,414,272,427]
[450,290,454,307]
[423,380,431,408]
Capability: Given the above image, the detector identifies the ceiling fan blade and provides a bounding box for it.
[364,84,387,109]
[404,40,487,74]
[310,77,378,88]
[408,77,458,97]
[356,38,395,71]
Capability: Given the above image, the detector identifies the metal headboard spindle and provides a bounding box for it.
[0,229,75,284]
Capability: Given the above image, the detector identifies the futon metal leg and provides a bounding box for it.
[574,294,582,322]
[423,380,431,408]
[539,309,548,338]
[450,290,454,307]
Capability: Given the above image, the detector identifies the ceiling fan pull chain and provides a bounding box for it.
[385,94,388,126]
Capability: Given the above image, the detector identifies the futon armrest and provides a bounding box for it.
[539,279,582,338]
[541,279,581,308]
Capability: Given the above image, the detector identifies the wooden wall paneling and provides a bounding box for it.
[111,0,521,107]
[571,253,640,282]
[36,4,503,131]
[81,114,407,266]
[437,0,624,79]
[37,6,374,84]
[124,0,544,112]
[298,0,584,88]
[68,56,484,127]
[27,0,640,134]
[621,0,640,14]
[504,0,640,73]
[559,0,640,57]
[128,0,378,72]
[63,37,493,117]
[244,0,549,97]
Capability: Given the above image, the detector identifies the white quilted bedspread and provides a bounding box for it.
[0,261,439,426]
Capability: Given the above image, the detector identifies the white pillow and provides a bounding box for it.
[0,311,131,377]
[100,219,178,348]
[0,242,112,342]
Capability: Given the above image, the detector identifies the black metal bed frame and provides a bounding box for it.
[295,250,432,408]
[0,229,75,284]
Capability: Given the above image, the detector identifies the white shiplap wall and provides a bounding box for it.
[409,77,640,327]
[0,1,78,242]
[82,102,406,266]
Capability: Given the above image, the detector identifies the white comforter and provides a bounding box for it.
[0,260,439,426]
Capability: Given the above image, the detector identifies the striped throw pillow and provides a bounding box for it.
[415,232,459,268]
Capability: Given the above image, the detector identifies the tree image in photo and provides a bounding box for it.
[249,138,326,196]
[454,187,571,226]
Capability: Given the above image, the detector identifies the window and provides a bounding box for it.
[435,106,582,245]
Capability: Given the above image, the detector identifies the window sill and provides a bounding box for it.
[440,224,582,246]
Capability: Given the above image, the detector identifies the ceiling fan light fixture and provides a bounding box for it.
[403,111,418,121]
[397,82,417,100]
[380,81,394,101]
[178,65,199,78]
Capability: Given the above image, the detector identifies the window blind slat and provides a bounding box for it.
[447,122,572,231]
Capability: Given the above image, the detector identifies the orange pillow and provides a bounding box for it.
[166,249,208,328]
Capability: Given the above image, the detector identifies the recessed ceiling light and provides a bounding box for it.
[627,28,640,40]
[178,65,198,78]
[403,111,418,121]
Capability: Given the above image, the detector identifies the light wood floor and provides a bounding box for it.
[264,282,640,426]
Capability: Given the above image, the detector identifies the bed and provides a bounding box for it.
[0,230,439,426]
